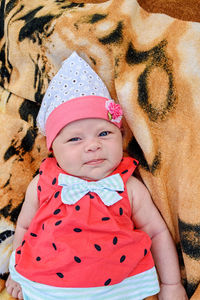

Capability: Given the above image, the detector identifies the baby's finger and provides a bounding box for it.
[18,290,24,300]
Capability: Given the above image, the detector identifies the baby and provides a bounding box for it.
[6,52,188,300]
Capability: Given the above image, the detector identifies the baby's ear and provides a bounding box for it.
[120,126,125,137]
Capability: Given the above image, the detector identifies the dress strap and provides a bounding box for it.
[112,157,139,183]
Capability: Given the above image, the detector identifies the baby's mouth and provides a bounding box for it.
[85,159,105,165]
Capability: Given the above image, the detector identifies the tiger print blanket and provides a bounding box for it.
[1,0,200,299]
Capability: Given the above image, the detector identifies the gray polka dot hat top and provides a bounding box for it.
[37,51,112,135]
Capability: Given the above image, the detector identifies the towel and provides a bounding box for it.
[1,0,200,298]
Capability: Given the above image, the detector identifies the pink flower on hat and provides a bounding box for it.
[105,100,123,123]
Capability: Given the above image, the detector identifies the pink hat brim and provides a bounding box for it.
[45,96,122,150]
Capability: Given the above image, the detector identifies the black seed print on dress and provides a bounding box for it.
[120,255,126,263]
[52,243,57,250]
[133,160,138,166]
[22,240,25,246]
[17,250,21,254]
[75,205,80,211]
[38,185,41,191]
[30,233,37,237]
[56,272,64,278]
[74,256,81,263]
[113,237,118,245]
[121,170,128,174]
[102,217,110,221]
[74,228,82,232]
[54,191,60,198]
[52,178,56,185]
[87,192,94,199]
[119,207,123,215]
[39,170,43,175]
[54,209,61,215]
[36,257,41,261]
[104,278,111,286]
[42,224,44,230]
[55,220,62,226]
[144,249,148,256]
[94,244,101,251]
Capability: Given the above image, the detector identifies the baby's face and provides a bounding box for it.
[52,118,123,180]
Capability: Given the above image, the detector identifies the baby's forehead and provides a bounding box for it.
[59,118,118,134]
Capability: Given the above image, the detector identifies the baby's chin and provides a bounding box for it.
[78,168,117,181]
[65,160,121,181]
[78,174,107,181]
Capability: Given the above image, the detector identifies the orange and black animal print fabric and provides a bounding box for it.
[1,1,200,299]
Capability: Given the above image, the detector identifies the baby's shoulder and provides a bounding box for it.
[127,175,145,191]
[126,175,151,204]
[26,174,39,195]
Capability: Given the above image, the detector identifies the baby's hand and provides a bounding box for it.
[158,282,188,300]
[6,275,23,299]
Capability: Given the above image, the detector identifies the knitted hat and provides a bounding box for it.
[37,51,123,150]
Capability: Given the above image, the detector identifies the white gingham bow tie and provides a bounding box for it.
[58,173,124,206]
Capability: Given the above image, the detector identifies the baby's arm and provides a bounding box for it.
[6,174,39,299]
[127,176,188,300]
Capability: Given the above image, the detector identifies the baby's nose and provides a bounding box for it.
[85,139,101,152]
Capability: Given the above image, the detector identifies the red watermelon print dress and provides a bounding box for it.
[13,156,159,297]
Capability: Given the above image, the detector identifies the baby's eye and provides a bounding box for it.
[99,131,110,137]
[68,137,81,142]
